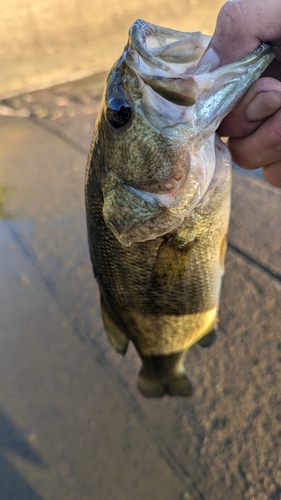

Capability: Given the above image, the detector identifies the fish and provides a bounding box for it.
[85,20,273,397]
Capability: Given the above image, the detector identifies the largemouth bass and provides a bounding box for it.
[85,20,273,397]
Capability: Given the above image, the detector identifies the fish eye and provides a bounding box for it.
[106,97,132,129]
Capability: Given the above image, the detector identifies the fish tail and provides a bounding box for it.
[196,327,217,348]
[137,351,193,397]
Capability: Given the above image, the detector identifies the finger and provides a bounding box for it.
[210,1,260,64]
[263,59,281,81]
[218,77,281,137]
[263,161,281,188]
[227,107,281,169]
[246,90,281,121]
[209,0,281,65]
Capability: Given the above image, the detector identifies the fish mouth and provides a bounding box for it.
[127,20,210,108]
[128,19,210,79]
[127,20,274,131]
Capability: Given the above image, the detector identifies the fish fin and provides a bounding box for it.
[137,351,193,398]
[197,327,217,348]
[152,237,196,287]
[101,299,129,355]
[165,374,193,397]
[138,372,193,398]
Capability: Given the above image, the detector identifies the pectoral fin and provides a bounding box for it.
[101,299,129,355]
[152,237,196,288]
[197,327,217,348]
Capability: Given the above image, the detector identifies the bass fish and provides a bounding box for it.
[85,20,273,397]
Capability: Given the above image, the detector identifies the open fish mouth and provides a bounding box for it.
[126,19,273,114]
[127,19,211,106]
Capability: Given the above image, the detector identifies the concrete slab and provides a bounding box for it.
[0,0,225,98]
[0,78,280,500]
[230,175,281,280]
[0,73,105,154]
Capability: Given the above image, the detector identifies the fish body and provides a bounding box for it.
[85,20,273,397]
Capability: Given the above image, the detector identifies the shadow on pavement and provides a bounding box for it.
[0,407,46,500]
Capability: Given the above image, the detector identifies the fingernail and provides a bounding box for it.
[197,47,221,70]
[247,91,281,122]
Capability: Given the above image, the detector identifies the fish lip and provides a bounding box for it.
[126,20,209,107]
[128,19,210,75]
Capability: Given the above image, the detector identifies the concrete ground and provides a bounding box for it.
[0,75,280,500]
[0,0,225,99]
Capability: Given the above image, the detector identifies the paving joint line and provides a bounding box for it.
[228,243,281,283]
[30,116,89,156]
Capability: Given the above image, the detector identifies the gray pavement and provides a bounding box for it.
[0,76,280,500]
[0,0,225,99]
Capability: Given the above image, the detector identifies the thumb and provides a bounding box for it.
[209,0,261,64]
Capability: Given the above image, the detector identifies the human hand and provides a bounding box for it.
[200,0,281,187]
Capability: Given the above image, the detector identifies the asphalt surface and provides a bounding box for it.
[0,76,280,500]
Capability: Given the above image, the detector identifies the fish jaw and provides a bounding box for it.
[192,44,275,142]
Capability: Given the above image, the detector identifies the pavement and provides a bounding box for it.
[0,75,280,500]
[0,0,224,99]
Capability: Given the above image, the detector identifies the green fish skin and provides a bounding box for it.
[85,20,273,397]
